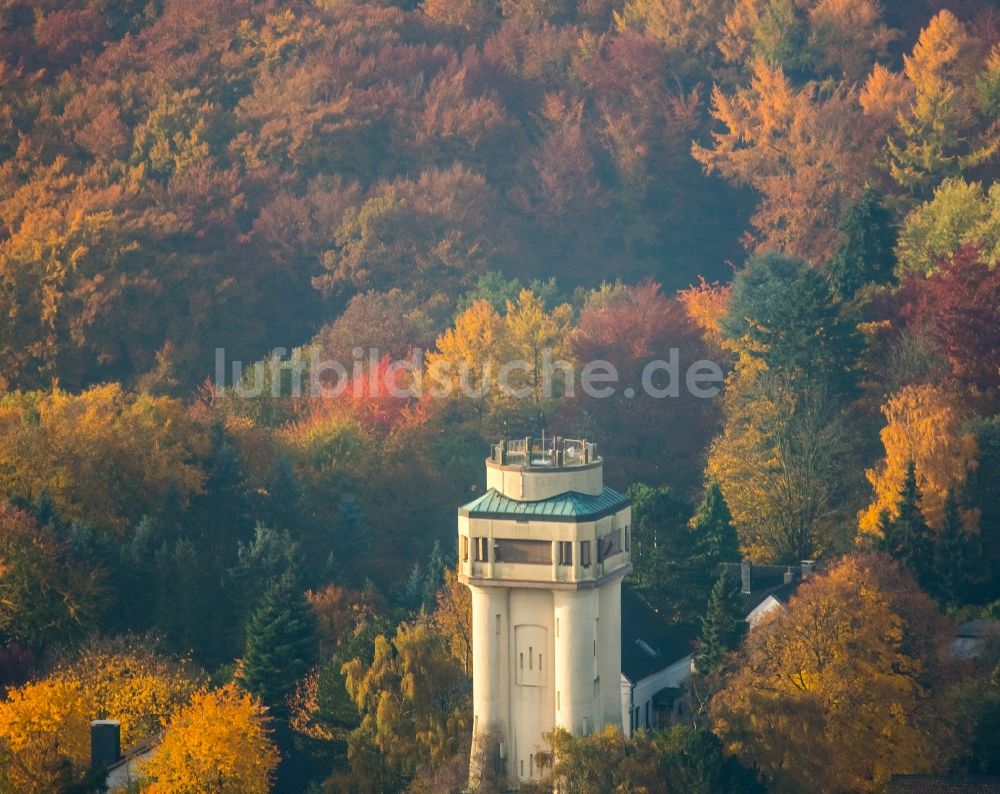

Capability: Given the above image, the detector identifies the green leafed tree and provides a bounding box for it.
[626,483,703,620]
[932,490,976,609]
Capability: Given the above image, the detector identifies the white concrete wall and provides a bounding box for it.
[487,461,603,500]
[553,589,599,737]
[622,655,693,737]
[470,586,510,755]
[598,579,623,729]
[509,588,555,783]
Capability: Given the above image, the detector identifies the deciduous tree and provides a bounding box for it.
[711,554,957,792]
[885,11,998,193]
[341,619,471,785]
[0,503,107,649]
[141,683,279,794]
[0,677,89,794]
[859,383,979,536]
[708,369,860,562]
[902,246,1000,392]
[692,59,875,260]
[896,178,1000,276]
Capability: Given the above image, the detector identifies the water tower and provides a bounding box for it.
[458,437,631,787]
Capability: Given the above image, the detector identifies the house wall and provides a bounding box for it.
[746,595,784,627]
[621,655,693,738]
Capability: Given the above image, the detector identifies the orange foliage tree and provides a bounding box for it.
[678,276,733,356]
[692,59,875,261]
[859,383,979,536]
[711,554,958,793]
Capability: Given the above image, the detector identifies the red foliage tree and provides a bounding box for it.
[562,281,720,491]
[903,246,1000,393]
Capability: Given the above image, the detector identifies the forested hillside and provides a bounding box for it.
[0,0,999,791]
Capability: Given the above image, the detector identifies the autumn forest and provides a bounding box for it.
[0,0,999,791]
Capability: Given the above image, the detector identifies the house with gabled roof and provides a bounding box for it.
[619,584,699,736]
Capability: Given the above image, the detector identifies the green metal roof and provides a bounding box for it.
[459,486,629,521]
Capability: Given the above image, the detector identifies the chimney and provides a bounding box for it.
[800,560,815,577]
[90,720,121,773]
[783,566,794,584]
[741,558,751,594]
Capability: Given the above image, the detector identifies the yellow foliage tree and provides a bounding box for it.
[0,677,90,794]
[425,298,503,409]
[859,383,978,536]
[425,289,573,428]
[500,288,574,412]
[711,554,957,792]
[614,0,729,77]
[342,619,471,779]
[0,385,208,533]
[883,10,997,192]
[431,567,473,675]
[719,0,896,80]
[0,643,202,793]
[707,359,859,561]
[141,683,279,794]
[59,639,203,749]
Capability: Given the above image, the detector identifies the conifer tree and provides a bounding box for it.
[400,562,425,611]
[422,540,449,611]
[879,461,934,587]
[698,572,745,677]
[691,481,740,568]
[328,496,373,586]
[238,571,318,713]
[933,490,974,608]
[829,187,897,299]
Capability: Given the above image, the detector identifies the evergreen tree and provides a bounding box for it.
[328,496,373,586]
[933,490,975,608]
[690,482,740,568]
[259,453,307,535]
[722,252,862,396]
[421,540,449,611]
[230,523,302,650]
[879,461,934,587]
[626,483,700,620]
[829,187,897,299]
[238,570,318,714]
[400,562,425,611]
[154,538,218,661]
[698,572,746,677]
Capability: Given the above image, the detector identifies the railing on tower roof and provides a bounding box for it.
[489,437,598,468]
